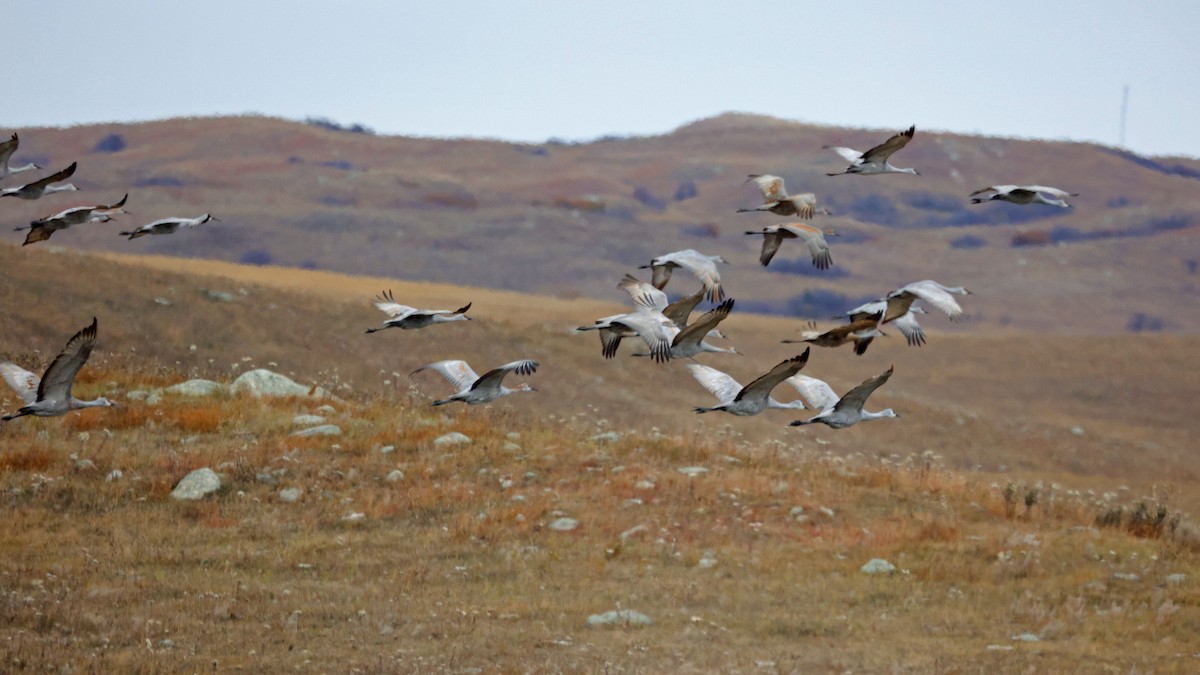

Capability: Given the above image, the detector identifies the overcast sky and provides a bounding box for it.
[7,1,1199,157]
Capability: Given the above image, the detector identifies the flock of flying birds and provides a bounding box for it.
[0,125,1077,429]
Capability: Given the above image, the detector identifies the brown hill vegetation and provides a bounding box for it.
[3,114,1198,335]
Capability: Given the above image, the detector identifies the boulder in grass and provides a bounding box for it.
[164,379,224,397]
[171,468,221,500]
[230,369,328,398]
[587,609,652,628]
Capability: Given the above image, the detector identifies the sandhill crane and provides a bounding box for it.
[633,298,740,359]
[578,275,679,363]
[745,223,838,268]
[578,310,675,363]
[16,194,128,246]
[690,350,811,415]
[969,185,1077,208]
[841,300,927,347]
[1,318,114,422]
[737,175,830,218]
[782,317,883,356]
[883,280,971,324]
[789,366,897,429]
[615,275,723,337]
[640,249,727,302]
[120,214,217,239]
[0,162,78,199]
[825,126,919,176]
[0,133,40,180]
[410,359,538,406]
[364,290,471,333]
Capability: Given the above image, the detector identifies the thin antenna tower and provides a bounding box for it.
[1119,85,1129,147]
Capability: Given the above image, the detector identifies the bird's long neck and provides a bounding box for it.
[860,408,894,421]
[6,163,38,175]
[44,184,77,195]
[72,397,109,410]
[433,314,468,323]
[767,397,806,410]
[701,343,737,354]
[886,165,918,175]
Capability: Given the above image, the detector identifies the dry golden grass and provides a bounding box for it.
[2,246,1200,670]
[2,367,1199,672]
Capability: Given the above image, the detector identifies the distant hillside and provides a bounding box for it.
[3,114,1198,333]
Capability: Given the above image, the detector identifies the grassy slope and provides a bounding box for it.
[1,245,1199,669]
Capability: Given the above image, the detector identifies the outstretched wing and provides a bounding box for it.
[1024,185,1076,198]
[22,225,56,246]
[747,174,787,202]
[37,317,98,403]
[737,350,810,403]
[888,281,963,322]
[860,126,915,163]
[25,162,78,191]
[834,366,894,413]
[373,289,417,318]
[410,360,479,392]
[892,310,926,346]
[472,359,538,391]
[662,287,706,328]
[0,362,40,404]
[686,364,742,404]
[618,274,668,313]
[785,223,833,270]
[786,374,840,413]
[0,133,18,166]
[825,145,863,163]
[673,299,734,348]
[757,229,785,267]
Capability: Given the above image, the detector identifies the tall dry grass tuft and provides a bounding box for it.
[0,445,56,472]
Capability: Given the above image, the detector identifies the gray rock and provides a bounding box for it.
[587,609,652,628]
[278,488,302,503]
[860,558,896,575]
[433,432,471,448]
[125,390,149,401]
[256,472,278,485]
[290,424,341,437]
[105,469,123,482]
[171,468,221,500]
[1112,572,1140,581]
[205,289,236,302]
[677,466,709,477]
[164,379,224,397]
[379,445,396,454]
[386,470,404,483]
[1011,633,1040,642]
[230,369,328,398]
[74,458,96,471]
[292,414,326,426]
[547,517,578,532]
[591,431,621,443]
[314,404,337,415]
[1166,573,1186,584]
